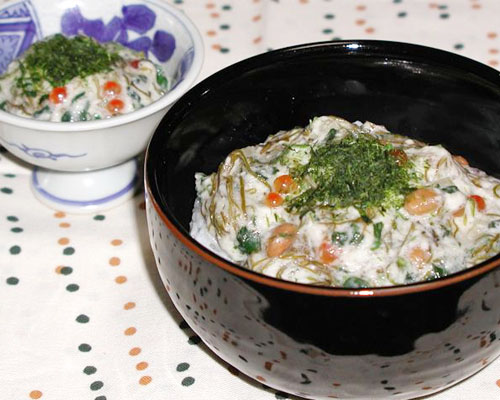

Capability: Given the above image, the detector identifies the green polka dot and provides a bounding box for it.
[179,320,189,330]
[66,283,79,292]
[63,247,75,255]
[9,245,21,255]
[275,392,289,399]
[10,227,23,233]
[324,13,335,19]
[220,47,230,54]
[93,215,105,221]
[83,366,97,375]
[3,173,15,178]
[393,0,402,3]
[454,43,464,50]
[95,396,106,400]
[438,4,447,9]
[1,187,13,194]
[222,4,231,10]
[61,266,73,275]
[6,277,19,285]
[78,343,92,352]
[322,28,333,34]
[188,335,201,345]
[76,314,90,323]
[332,36,342,41]
[397,11,407,17]
[220,24,230,30]
[176,362,190,372]
[181,377,195,386]
[440,13,449,19]
[173,0,183,3]
[90,381,103,391]
[7,216,18,222]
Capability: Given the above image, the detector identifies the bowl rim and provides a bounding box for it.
[0,0,204,131]
[146,39,500,298]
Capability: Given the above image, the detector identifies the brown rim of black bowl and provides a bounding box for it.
[145,39,500,298]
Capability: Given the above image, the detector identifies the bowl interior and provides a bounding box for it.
[148,41,500,244]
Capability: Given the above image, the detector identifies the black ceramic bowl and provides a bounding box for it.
[145,41,500,399]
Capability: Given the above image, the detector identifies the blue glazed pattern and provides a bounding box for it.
[6,142,86,160]
[60,4,176,62]
[0,0,41,73]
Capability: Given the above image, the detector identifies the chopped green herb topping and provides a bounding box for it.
[343,276,369,288]
[236,226,261,254]
[286,134,413,214]
[17,34,121,95]
[371,222,384,250]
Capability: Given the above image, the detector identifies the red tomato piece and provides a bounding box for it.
[265,192,283,207]
[49,86,67,104]
[107,98,125,114]
[319,242,339,264]
[130,59,140,69]
[273,174,296,194]
[469,195,486,211]
[103,81,122,96]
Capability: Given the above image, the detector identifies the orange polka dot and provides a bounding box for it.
[253,36,262,44]
[496,379,500,388]
[429,2,438,8]
[489,60,499,66]
[54,211,66,218]
[488,32,498,39]
[55,266,63,274]
[111,239,123,246]
[59,222,70,228]
[29,390,42,399]
[471,3,481,8]
[256,376,266,382]
[489,48,499,54]
[124,326,137,336]
[355,19,366,25]
[210,12,219,18]
[205,2,215,8]
[252,15,262,22]
[115,276,127,284]
[58,237,70,245]
[299,0,309,3]
[365,27,375,34]
[356,5,366,11]
[139,376,152,385]
[211,44,222,50]
[136,361,149,370]
[206,30,217,36]
[109,257,121,266]
[129,347,141,356]
[124,302,136,310]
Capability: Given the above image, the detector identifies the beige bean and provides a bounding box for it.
[404,188,440,215]
[408,246,431,268]
[266,223,298,257]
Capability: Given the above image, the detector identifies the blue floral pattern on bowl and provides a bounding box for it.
[60,5,176,62]
[6,142,86,160]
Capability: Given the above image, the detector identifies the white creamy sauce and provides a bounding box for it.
[0,39,169,121]
[190,116,500,288]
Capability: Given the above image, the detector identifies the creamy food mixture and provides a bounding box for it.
[0,34,169,121]
[190,116,500,288]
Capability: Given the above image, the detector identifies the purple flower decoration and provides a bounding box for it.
[152,30,175,62]
[61,7,84,36]
[60,4,175,61]
[126,36,152,55]
[122,5,155,34]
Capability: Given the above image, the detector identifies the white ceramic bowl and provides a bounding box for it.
[0,0,203,212]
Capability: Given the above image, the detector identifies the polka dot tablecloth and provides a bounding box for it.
[2,0,500,399]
